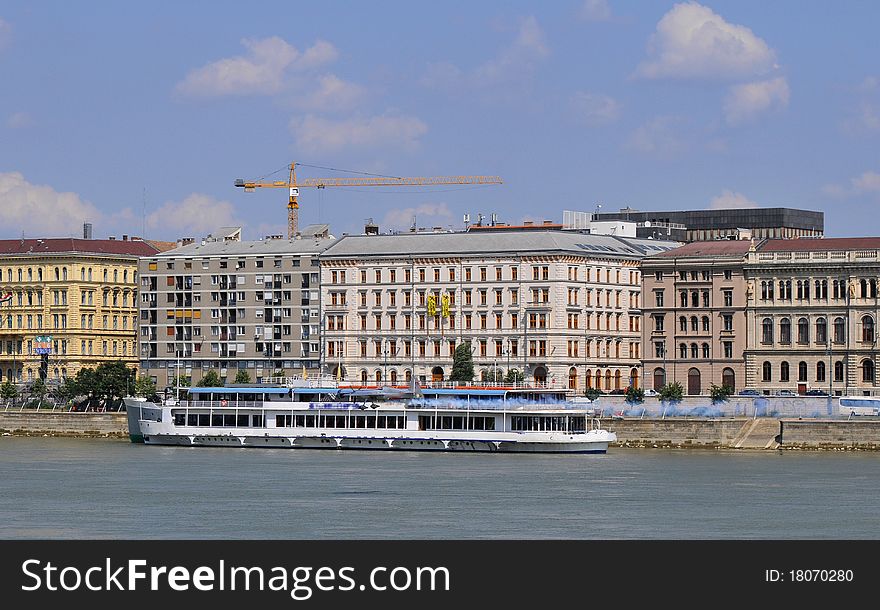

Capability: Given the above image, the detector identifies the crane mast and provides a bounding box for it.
[235,162,503,238]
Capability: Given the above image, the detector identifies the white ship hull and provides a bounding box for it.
[127,397,615,454]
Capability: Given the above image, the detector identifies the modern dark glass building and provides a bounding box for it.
[594,207,824,242]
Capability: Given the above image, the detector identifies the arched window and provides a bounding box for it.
[81,268,85,281]
[687,368,701,395]
[862,316,874,343]
[690,316,698,332]
[722,367,735,391]
[780,361,790,382]
[680,291,687,307]
[872,279,878,298]
[834,361,844,382]
[88,268,92,281]
[605,370,612,389]
[390,370,398,383]
[679,316,687,332]
[780,318,791,344]
[680,343,687,359]
[630,368,640,390]
[797,318,809,344]
[816,361,826,382]
[690,343,698,359]
[54,267,59,281]
[585,370,593,389]
[701,343,709,358]
[860,279,868,298]
[360,370,368,384]
[816,318,827,344]
[404,370,412,383]
[701,316,709,332]
[114,269,118,282]
[568,367,578,390]
[27,268,32,281]
[614,370,622,390]
[798,361,808,382]
[862,359,875,383]
[691,291,699,307]
[653,368,665,390]
[62,267,67,280]
[834,317,846,343]
[762,318,774,344]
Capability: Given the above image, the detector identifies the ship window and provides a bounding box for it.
[223,415,236,427]
[187,414,198,426]
[252,415,263,427]
[378,415,387,428]
[212,415,223,426]
[305,415,315,427]
[174,413,186,426]
[295,415,305,427]
[198,414,210,426]
[236,415,249,427]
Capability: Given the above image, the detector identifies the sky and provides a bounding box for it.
[0,0,878,241]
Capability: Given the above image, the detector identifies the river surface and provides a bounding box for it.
[0,437,877,539]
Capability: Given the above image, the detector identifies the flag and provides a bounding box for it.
[0,292,12,304]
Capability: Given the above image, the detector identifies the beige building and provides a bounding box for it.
[0,237,164,383]
[640,241,750,395]
[745,237,880,396]
[320,229,678,389]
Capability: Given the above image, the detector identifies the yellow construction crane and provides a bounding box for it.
[234,161,503,238]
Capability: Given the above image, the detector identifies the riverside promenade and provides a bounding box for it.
[1,409,879,450]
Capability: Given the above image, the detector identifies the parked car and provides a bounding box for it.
[643,389,658,397]
[776,389,797,397]
[805,389,829,396]
[738,389,761,396]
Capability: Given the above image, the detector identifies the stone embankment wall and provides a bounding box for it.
[779,419,880,450]
[0,410,128,438]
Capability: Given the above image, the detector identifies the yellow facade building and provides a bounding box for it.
[0,237,164,384]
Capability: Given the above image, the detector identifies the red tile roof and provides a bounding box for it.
[0,238,162,257]
[653,240,754,258]
[759,237,880,252]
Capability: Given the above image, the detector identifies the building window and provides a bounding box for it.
[701,343,709,359]
[862,316,875,343]
[834,361,844,382]
[780,361,790,382]
[655,290,664,307]
[816,318,827,344]
[723,290,733,307]
[779,318,791,344]
[762,318,774,344]
[833,317,846,344]
[690,343,698,359]
[816,361,826,382]
[723,341,733,359]
[797,318,809,344]
[762,361,772,382]
[862,359,875,383]
[701,316,709,332]
[798,361,808,382]
[654,316,664,332]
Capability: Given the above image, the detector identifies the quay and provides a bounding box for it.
[2,410,880,449]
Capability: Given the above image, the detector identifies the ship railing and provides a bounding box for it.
[179,400,266,409]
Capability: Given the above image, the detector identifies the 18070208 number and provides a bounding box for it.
[789,570,853,582]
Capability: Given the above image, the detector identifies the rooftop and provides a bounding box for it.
[0,238,162,257]
[321,230,680,259]
[758,237,880,252]
[152,236,337,257]
[653,240,755,258]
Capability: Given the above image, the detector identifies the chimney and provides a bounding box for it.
[365,219,379,235]
[523,221,534,226]
[181,237,195,246]
[543,220,553,225]
[83,222,93,239]
[108,236,116,241]
[122,234,128,241]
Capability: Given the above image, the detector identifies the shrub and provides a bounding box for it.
[625,386,645,404]
[658,381,684,402]
[710,383,734,404]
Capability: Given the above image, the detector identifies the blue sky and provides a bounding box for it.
[0,1,878,241]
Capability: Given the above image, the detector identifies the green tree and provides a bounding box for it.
[30,378,48,405]
[53,377,78,404]
[584,387,602,401]
[710,383,734,404]
[504,369,525,384]
[134,375,158,398]
[234,370,251,384]
[198,370,222,387]
[625,386,645,404]
[450,342,475,382]
[94,361,137,399]
[482,368,504,382]
[659,381,684,403]
[1,380,18,401]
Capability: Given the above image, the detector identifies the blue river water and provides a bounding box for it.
[0,437,877,539]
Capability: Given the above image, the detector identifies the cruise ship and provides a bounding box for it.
[124,377,616,454]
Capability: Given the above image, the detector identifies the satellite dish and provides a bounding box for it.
[644,221,652,227]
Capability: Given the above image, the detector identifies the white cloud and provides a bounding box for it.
[422,16,549,91]
[626,116,686,157]
[859,76,880,91]
[292,74,366,112]
[382,202,452,231]
[146,194,241,237]
[0,172,102,237]
[709,189,759,209]
[570,92,620,126]
[175,37,337,97]
[290,114,428,155]
[580,0,612,22]
[6,112,31,129]
[636,2,777,80]
[822,170,880,198]
[723,77,790,124]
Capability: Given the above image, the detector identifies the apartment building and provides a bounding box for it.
[137,228,335,389]
[320,230,678,389]
[0,237,163,383]
[640,240,751,394]
[745,237,880,396]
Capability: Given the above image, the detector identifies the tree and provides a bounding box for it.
[504,369,525,384]
[234,370,251,384]
[198,370,222,387]
[1,380,18,401]
[450,342,475,382]
[659,381,684,403]
[710,383,734,404]
[53,377,78,404]
[625,386,645,404]
[584,387,602,401]
[482,368,504,382]
[134,375,157,398]
[30,378,48,405]
[93,361,137,400]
